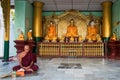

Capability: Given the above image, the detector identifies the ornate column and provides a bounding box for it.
[1,0,10,61]
[101,1,112,41]
[33,1,44,42]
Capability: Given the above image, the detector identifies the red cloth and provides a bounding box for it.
[13,52,39,74]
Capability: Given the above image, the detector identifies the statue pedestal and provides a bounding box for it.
[14,40,35,54]
[116,41,120,59]
[107,41,120,59]
[107,41,116,59]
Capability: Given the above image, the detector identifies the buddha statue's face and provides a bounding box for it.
[70,19,74,26]
[29,30,32,32]
[50,21,54,25]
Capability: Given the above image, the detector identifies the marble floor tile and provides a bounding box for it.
[0,58,120,80]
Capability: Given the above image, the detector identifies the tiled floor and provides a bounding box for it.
[0,58,120,80]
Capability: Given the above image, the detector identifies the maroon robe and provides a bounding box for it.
[13,52,39,74]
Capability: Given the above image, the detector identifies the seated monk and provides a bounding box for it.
[45,21,57,41]
[65,19,78,37]
[86,20,98,41]
[17,31,24,40]
[13,45,38,74]
[110,32,117,41]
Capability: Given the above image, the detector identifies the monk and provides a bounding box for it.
[86,20,98,41]
[65,19,78,37]
[45,21,57,41]
[13,45,39,74]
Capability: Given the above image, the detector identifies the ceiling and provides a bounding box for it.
[11,0,116,11]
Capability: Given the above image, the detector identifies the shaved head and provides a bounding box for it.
[24,45,30,53]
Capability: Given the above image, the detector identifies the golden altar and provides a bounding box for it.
[37,42,106,58]
[38,10,104,58]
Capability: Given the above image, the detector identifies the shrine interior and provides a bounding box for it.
[0,0,120,80]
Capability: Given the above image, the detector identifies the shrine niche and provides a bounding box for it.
[43,10,102,42]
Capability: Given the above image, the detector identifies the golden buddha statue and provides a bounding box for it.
[65,19,78,37]
[88,37,92,42]
[17,31,24,40]
[27,29,33,40]
[45,21,57,42]
[96,34,102,42]
[86,20,98,41]
[70,37,74,42]
[110,32,117,41]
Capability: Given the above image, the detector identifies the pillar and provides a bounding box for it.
[1,0,10,61]
[33,1,44,42]
[101,1,112,41]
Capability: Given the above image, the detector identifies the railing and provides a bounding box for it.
[37,42,106,58]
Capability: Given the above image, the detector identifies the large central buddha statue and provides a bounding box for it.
[65,19,78,37]
[45,21,57,42]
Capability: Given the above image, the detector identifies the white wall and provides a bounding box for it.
[0,3,4,57]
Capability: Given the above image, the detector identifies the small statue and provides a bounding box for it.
[88,37,92,42]
[17,31,24,40]
[70,37,74,42]
[78,35,83,42]
[27,29,33,40]
[110,32,117,41]
[96,34,102,42]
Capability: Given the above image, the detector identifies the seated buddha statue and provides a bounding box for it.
[27,29,33,40]
[17,31,24,40]
[65,19,78,37]
[45,21,57,42]
[110,32,117,41]
[86,20,98,41]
